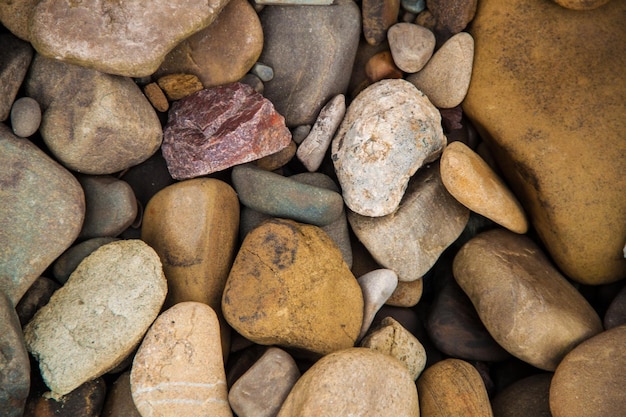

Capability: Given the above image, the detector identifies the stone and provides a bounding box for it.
[52,237,118,284]
[360,317,427,380]
[25,55,163,175]
[402,0,426,14]
[0,290,30,417]
[388,23,436,73]
[291,125,312,145]
[30,378,107,417]
[15,277,60,326]
[364,51,404,83]
[440,141,528,233]
[119,152,176,208]
[0,124,85,305]
[10,97,41,137]
[347,38,391,99]
[491,373,552,417]
[332,79,446,217]
[101,372,142,417]
[231,164,344,227]
[407,31,474,108]
[143,83,169,113]
[29,0,231,77]
[0,0,38,40]
[162,83,292,179]
[0,34,33,121]
[154,0,263,88]
[277,347,419,417]
[426,0,477,33]
[386,279,423,307]
[296,94,346,172]
[131,302,231,417]
[24,240,167,397]
[463,0,626,285]
[453,228,603,371]
[604,284,626,329]
[222,218,363,355]
[357,269,398,340]
[552,0,611,10]
[348,162,469,281]
[156,74,203,101]
[550,324,626,417]
[259,0,361,126]
[228,347,300,417]
[253,140,297,172]
[256,0,333,3]
[362,0,401,45]
[417,358,493,417]
[251,63,274,82]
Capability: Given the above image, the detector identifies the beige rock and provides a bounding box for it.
[440,141,528,233]
[0,0,38,41]
[131,302,231,417]
[386,279,423,307]
[388,23,436,73]
[156,74,203,101]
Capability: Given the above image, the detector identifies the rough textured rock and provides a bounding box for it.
[453,229,603,371]
[29,0,231,77]
[491,373,553,417]
[362,0,401,45]
[10,97,41,137]
[24,240,167,397]
[387,23,435,73]
[0,0,38,41]
[222,218,363,355]
[0,124,84,305]
[426,0,477,33]
[277,348,419,417]
[101,372,142,417]
[52,237,118,284]
[0,33,33,121]
[332,79,446,217]
[131,302,232,417]
[463,0,626,284]
[162,83,292,179]
[156,74,204,101]
[29,378,107,417]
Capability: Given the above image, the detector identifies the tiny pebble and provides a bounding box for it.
[157,73,204,101]
[239,73,264,94]
[402,0,425,13]
[143,82,169,112]
[10,97,41,137]
[250,62,274,82]
[291,124,312,145]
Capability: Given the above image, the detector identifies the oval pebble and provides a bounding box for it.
[10,96,41,137]
[388,23,435,73]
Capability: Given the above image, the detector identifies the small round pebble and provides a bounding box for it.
[402,0,425,13]
[10,97,41,137]
[251,62,274,82]
[388,23,435,73]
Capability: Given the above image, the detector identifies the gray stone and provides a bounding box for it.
[0,34,33,121]
[53,237,119,284]
[10,97,41,137]
[357,269,398,340]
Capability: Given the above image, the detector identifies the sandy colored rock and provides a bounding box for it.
[24,240,167,397]
[388,23,436,73]
[52,237,118,284]
[156,74,203,101]
[0,0,38,41]
[386,279,423,307]
[10,96,41,137]
[552,0,611,10]
[491,373,552,417]
[463,0,626,285]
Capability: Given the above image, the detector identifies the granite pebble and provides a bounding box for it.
[10,97,41,137]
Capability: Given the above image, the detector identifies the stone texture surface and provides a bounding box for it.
[10,96,41,137]
[156,74,204,101]
[15,277,60,326]
[222,218,363,355]
[552,0,611,10]
[143,83,169,113]
[0,124,84,305]
[131,302,232,417]
[388,23,435,73]
[362,0,401,45]
[0,0,38,40]
[29,0,231,77]
[52,237,118,284]
[463,0,626,285]
[24,240,167,397]
[426,0,477,33]
[101,372,142,417]
[29,378,107,417]
[162,83,292,179]
[0,33,33,121]
[453,229,603,371]
[357,269,398,340]
[386,279,423,307]
[332,79,446,217]
[491,373,553,417]
[277,347,419,417]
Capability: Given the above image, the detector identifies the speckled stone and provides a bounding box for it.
[143,83,169,112]
[387,23,435,73]
[362,0,401,45]
[0,34,33,121]
[0,0,38,41]
[156,74,204,101]
[10,97,41,137]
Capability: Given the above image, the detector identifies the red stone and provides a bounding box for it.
[162,82,292,179]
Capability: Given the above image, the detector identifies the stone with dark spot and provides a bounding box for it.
[426,0,477,34]
[29,378,106,417]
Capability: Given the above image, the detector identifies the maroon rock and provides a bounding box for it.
[162,82,292,179]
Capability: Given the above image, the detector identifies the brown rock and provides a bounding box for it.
[0,33,33,121]
[0,0,38,40]
[31,378,106,417]
[253,140,297,171]
[157,74,204,101]
[426,0,477,33]
[365,50,404,82]
[362,0,401,45]
[143,83,169,113]
[101,372,142,417]
[15,276,60,326]
[604,284,626,329]
[552,0,611,10]
[491,373,552,417]
[385,279,423,307]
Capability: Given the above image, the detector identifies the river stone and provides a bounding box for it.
[131,302,232,417]
[453,229,603,371]
[463,0,626,285]
[387,23,436,73]
[349,162,469,281]
[222,218,363,355]
[29,0,231,77]
[362,0,401,46]
[155,0,263,88]
[0,124,84,305]
[332,79,446,217]
[101,372,142,417]
[0,33,33,121]
[417,358,493,417]
[277,347,419,417]
[0,0,38,41]
[386,279,423,307]
[15,277,60,326]
[10,97,41,137]
[357,269,398,340]
[30,378,107,417]
[24,240,167,397]
[259,0,361,126]
[25,55,162,175]
[491,373,552,417]
[52,237,118,284]
[426,0,477,34]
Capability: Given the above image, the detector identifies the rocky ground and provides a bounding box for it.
[1,0,625,416]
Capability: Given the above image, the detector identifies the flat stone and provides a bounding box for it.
[52,237,118,284]
[440,141,528,233]
[491,373,552,417]
[385,279,423,307]
[0,124,84,305]
[0,33,33,121]
[388,23,436,73]
[332,79,446,217]
[29,378,107,417]
[463,0,626,285]
[24,240,167,397]
[131,302,232,417]
[277,348,419,417]
[426,0,477,33]
[222,218,363,355]
[453,229,603,371]
[100,372,142,417]
[362,0,401,45]
[29,0,231,77]
[162,83,292,179]
[357,269,398,340]
[15,277,60,326]
[10,97,41,137]
[156,74,204,101]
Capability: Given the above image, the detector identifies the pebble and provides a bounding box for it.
[387,23,436,73]
[296,94,346,172]
[250,62,274,82]
[156,74,204,101]
[24,240,167,397]
[15,277,60,326]
[0,124,84,305]
[491,373,553,417]
[162,83,292,179]
[332,79,446,217]
[101,372,142,417]
[347,37,391,98]
[364,50,404,82]
[29,378,107,417]
[0,33,33,121]
[440,141,528,233]
[357,269,398,340]
[222,218,363,355]
[131,302,232,417]
[362,0,401,45]
[291,124,312,145]
[52,237,118,284]
[10,97,41,137]
[427,0,478,33]
[253,140,297,171]
[348,162,469,281]
[143,83,169,112]
[552,0,610,10]
[228,347,300,417]
[385,279,423,307]
[29,0,231,77]
[604,284,626,329]
[453,228,603,371]
[407,31,474,108]
[402,0,426,13]
[277,348,419,416]
[231,164,344,227]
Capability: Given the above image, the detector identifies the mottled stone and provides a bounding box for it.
[10,97,41,137]
[491,373,552,417]
[552,0,611,10]
[386,279,423,307]
[29,0,231,77]
[15,277,60,326]
[162,83,291,179]
[131,302,232,417]
[362,0,401,45]
[332,79,446,217]
[364,50,404,82]
[604,284,626,329]
[277,348,419,417]
[0,0,38,40]
[453,229,603,371]
[143,83,169,113]
[357,269,398,340]
[30,378,106,417]
[426,0,477,33]
[156,74,203,101]
[0,34,33,121]
[101,372,142,417]
[222,219,363,355]
[388,23,435,73]
[52,237,118,284]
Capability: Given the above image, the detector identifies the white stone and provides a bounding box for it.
[357,269,398,340]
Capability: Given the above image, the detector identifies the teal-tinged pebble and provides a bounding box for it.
[251,62,274,82]
[402,0,425,14]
